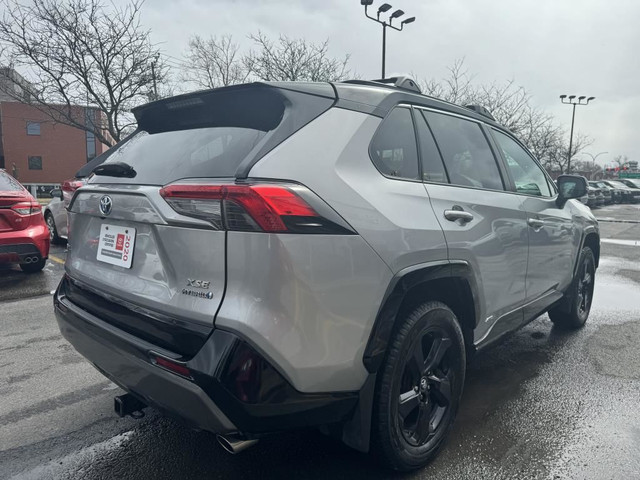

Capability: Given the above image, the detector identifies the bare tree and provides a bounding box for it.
[418,59,475,104]
[419,59,595,175]
[244,32,351,82]
[0,0,166,146]
[182,35,250,89]
[541,133,593,174]
[611,154,629,167]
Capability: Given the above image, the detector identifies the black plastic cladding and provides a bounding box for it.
[60,275,211,358]
[189,330,359,433]
[362,262,481,373]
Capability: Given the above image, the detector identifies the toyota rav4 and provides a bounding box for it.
[54,77,599,471]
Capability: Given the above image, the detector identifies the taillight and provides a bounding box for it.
[11,201,41,215]
[62,179,84,205]
[159,183,354,234]
[61,179,84,193]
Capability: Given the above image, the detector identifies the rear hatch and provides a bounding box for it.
[64,82,335,357]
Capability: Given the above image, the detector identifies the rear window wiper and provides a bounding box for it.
[91,162,137,178]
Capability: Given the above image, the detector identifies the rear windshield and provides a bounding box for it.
[90,84,334,185]
[0,172,24,191]
[97,127,267,185]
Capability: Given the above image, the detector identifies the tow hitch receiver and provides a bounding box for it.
[114,393,147,419]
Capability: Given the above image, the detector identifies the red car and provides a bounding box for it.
[0,169,50,272]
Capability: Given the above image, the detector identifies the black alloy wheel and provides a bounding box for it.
[549,246,596,329]
[397,331,454,447]
[373,301,465,471]
[576,250,595,321]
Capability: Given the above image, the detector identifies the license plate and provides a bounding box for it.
[96,224,136,268]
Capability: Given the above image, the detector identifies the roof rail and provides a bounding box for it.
[464,104,495,121]
[342,76,422,94]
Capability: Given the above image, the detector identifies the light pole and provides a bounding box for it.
[583,151,607,169]
[361,1,415,79]
[582,151,607,180]
[559,94,595,173]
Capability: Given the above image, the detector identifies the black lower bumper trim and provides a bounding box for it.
[0,243,42,262]
[55,278,359,435]
[190,331,359,433]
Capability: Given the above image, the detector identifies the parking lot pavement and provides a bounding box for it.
[0,244,67,302]
[594,203,640,224]
[1,207,639,480]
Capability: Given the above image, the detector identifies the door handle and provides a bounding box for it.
[527,218,545,229]
[444,209,474,223]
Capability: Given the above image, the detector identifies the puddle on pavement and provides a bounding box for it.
[586,321,640,380]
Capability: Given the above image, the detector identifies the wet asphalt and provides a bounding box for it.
[0,204,639,479]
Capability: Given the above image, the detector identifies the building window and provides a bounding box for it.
[26,122,41,135]
[28,156,42,170]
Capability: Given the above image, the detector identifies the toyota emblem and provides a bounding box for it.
[99,195,113,216]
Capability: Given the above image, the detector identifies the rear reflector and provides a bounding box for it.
[152,354,192,379]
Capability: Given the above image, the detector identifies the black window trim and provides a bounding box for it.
[367,104,423,184]
[488,127,558,200]
[412,105,508,194]
[410,106,451,185]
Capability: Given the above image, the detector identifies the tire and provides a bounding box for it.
[45,212,62,245]
[548,247,595,329]
[20,258,46,273]
[372,301,466,471]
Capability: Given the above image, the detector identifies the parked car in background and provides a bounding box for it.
[593,186,605,207]
[581,186,597,207]
[603,180,640,203]
[589,181,616,204]
[53,79,600,471]
[44,179,83,244]
[0,169,50,272]
[619,178,640,191]
[43,155,110,244]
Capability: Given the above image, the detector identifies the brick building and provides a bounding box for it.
[0,68,109,193]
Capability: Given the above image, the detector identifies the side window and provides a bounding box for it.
[423,111,504,191]
[369,107,419,180]
[492,130,551,197]
[414,110,448,183]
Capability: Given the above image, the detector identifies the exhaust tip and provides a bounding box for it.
[217,434,259,454]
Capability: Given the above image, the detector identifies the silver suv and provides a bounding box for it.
[54,78,599,471]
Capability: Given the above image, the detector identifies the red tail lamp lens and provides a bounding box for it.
[159,184,318,232]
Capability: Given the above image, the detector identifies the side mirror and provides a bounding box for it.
[50,188,63,200]
[556,175,588,207]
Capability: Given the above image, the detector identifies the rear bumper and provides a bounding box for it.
[54,276,358,436]
[0,223,49,263]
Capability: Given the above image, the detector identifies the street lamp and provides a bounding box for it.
[361,1,416,79]
[583,151,608,169]
[582,151,607,180]
[560,94,595,173]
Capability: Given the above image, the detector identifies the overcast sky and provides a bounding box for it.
[136,0,640,165]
